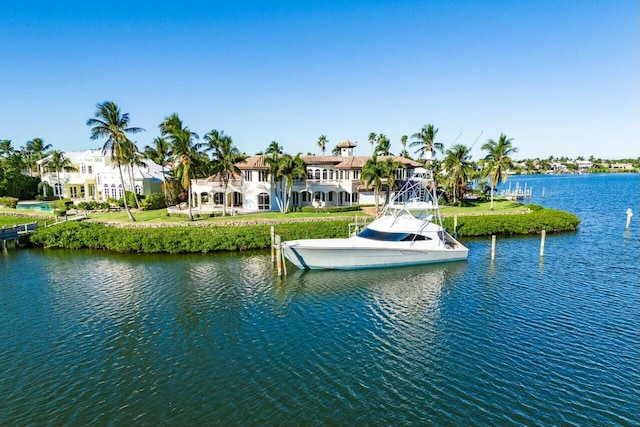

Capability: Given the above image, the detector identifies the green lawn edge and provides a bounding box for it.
[19,206,579,253]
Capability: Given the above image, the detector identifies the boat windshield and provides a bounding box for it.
[358,228,429,242]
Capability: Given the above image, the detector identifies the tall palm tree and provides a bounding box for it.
[368,132,377,154]
[481,133,518,210]
[25,137,52,176]
[160,113,201,221]
[400,135,410,158]
[361,154,388,214]
[374,134,392,156]
[331,145,341,156]
[410,124,443,162]
[443,144,474,205]
[44,150,77,199]
[144,136,171,200]
[204,129,246,216]
[87,101,144,221]
[317,135,328,156]
[121,141,146,209]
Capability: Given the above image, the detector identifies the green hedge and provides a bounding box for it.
[26,208,579,253]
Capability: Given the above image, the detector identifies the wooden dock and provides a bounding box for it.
[1,222,38,251]
[500,182,532,200]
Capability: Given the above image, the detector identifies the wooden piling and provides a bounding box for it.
[540,230,546,257]
[275,235,282,276]
[542,187,545,198]
[454,215,458,238]
[270,226,275,263]
[491,235,496,261]
[626,208,633,229]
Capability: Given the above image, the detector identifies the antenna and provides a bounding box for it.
[469,131,484,150]
[451,132,463,145]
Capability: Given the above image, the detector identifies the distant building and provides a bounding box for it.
[37,150,167,201]
[575,160,593,172]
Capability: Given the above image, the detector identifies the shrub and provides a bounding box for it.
[0,197,18,208]
[140,193,166,210]
[53,209,67,217]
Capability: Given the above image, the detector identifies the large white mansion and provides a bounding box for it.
[37,150,166,201]
[36,141,423,212]
[192,141,422,212]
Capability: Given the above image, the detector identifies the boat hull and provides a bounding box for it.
[282,238,469,270]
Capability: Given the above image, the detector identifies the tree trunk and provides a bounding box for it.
[187,183,194,221]
[118,163,136,222]
[127,164,141,209]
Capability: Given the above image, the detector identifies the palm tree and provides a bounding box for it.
[25,137,52,176]
[121,141,146,209]
[382,156,401,205]
[44,150,78,199]
[331,145,341,156]
[317,135,328,156]
[160,113,201,221]
[375,134,392,156]
[87,101,144,221]
[400,135,410,158]
[270,153,306,213]
[0,139,14,158]
[368,132,377,154]
[204,129,246,216]
[410,124,443,163]
[361,154,388,214]
[144,136,171,200]
[443,144,474,205]
[481,133,518,210]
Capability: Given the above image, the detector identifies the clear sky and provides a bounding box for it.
[1,0,637,160]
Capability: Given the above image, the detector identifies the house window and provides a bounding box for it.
[81,164,86,174]
[353,170,360,180]
[328,192,333,202]
[258,171,267,182]
[233,192,242,207]
[258,192,270,210]
[88,165,93,174]
[292,192,299,206]
[70,187,77,198]
[352,193,358,203]
[301,192,308,202]
[244,170,252,181]
[307,169,313,179]
[135,185,141,194]
[314,170,320,180]
[54,183,62,197]
[214,192,224,205]
[322,170,327,180]
[339,171,343,180]
[330,170,334,180]
[117,184,123,198]
[111,184,117,198]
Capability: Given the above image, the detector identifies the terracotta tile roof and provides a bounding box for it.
[337,140,357,148]
[236,155,268,170]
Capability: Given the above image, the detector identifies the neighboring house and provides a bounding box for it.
[549,162,568,173]
[575,160,593,172]
[37,150,167,201]
[610,162,635,171]
[191,140,422,213]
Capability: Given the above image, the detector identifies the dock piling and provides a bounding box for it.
[491,235,496,261]
[540,230,546,257]
[626,209,633,229]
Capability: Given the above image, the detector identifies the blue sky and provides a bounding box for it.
[1,0,637,160]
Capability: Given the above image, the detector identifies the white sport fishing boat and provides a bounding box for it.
[281,167,469,270]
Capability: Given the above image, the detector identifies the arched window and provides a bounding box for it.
[314,169,320,180]
[307,169,313,179]
[214,192,224,205]
[111,184,117,198]
[322,169,327,180]
[54,183,62,197]
[117,184,123,198]
[330,170,334,180]
[258,192,270,210]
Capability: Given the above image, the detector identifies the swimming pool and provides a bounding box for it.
[15,201,53,212]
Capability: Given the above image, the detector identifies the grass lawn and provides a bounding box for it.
[1,197,529,226]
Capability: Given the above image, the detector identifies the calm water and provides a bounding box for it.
[1,174,638,426]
